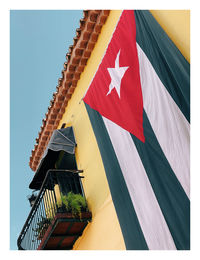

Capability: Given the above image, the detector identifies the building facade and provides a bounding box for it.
[18,10,190,250]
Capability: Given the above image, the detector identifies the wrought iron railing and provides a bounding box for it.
[17,169,84,250]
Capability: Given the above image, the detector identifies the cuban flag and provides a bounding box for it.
[83,10,190,250]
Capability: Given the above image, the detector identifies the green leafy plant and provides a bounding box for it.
[32,216,52,240]
[58,192,88,218]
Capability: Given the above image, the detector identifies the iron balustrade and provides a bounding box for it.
[17,169,84,250]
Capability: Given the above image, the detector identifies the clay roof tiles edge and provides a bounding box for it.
[29,10,110,171]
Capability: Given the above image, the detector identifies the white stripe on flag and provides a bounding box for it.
[103,116,176,250]
[136,43,190,198]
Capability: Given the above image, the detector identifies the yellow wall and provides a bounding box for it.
[58,10,125,250]
[150,10,190,62]
[58,10,190,250]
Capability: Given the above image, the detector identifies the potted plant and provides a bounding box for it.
[57,192,89,219]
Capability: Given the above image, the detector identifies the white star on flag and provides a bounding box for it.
[107,50,129,98]
[83,11,145,143]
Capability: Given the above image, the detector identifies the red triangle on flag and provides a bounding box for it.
[83,10,145,143]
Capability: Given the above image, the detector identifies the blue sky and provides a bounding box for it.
[10,10,83,250]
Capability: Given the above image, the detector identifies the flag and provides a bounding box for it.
[83,10,190,250]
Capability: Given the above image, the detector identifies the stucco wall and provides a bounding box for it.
[58,10,125,250]
[150,10,190,62]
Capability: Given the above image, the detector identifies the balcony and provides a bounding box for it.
[17,169,92,250]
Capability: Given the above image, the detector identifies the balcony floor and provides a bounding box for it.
[37,212,92,250]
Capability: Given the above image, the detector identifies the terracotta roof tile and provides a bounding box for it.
[29,10,110,171]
